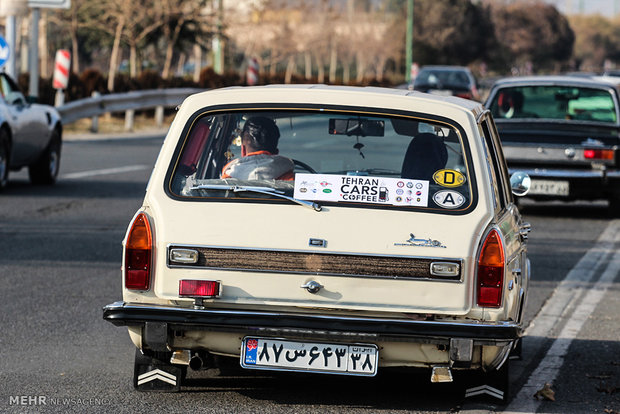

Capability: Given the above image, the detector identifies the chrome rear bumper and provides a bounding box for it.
[103,301,521,345]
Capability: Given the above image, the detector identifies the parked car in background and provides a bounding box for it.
[103,85,531,402]
[0,72,63,190]
[413,66,481,101]
[485,76,620,214]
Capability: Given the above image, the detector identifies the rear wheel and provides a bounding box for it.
[609,193,620,218]
[509,338,523,361]
[0,129,9,191]
[28,129,61,185]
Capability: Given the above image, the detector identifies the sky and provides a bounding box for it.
[544,0,620,16]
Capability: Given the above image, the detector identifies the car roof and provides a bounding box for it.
[419,65,471,72]
[181,84,485,119]
[490,75,618,89]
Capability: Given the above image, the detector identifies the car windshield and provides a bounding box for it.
[169,109,474,212]
[489,85,618,123]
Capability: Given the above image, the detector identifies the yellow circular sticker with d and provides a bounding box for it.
[433,169,466,187]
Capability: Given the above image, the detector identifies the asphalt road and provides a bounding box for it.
[0,134,618,413]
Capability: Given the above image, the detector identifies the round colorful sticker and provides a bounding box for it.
[433,169,466,188]
[433,190,466,209]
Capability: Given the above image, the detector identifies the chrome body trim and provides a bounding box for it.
[508,167,606,179]
[475,108,491,124]
[394,233,447,248]
[165,243,465,283]
[504,143,617,166]
[166,243,462,262]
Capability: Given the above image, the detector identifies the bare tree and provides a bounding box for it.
[78,0,130,91]
[159,0,209,79]
[49,0,93,74]
[567,14,615,71]
[229,0,404,85]
[121,0,164,78]
[231,2,304,83]
[490,1,573,72]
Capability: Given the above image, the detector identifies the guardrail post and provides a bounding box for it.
[90,91,100,133]
[125,109,135,132]
[155,105,164,128]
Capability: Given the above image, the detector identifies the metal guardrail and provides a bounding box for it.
[57,87,204,128]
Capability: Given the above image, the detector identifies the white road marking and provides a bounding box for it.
[504,220,620,413]
[61,165,150,179]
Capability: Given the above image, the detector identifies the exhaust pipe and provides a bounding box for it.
[189,354,203,370]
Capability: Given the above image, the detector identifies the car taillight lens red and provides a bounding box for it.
[124,212,152,290]
[477,229,505,308]
[179,280,220,297]
[583,148,614,160]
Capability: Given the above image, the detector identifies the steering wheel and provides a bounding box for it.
[293,159,317,174]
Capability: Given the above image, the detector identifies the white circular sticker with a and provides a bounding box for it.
[433,190,465,209]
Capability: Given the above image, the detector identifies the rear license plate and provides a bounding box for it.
[529,179,569,196]
[241,337,378,376]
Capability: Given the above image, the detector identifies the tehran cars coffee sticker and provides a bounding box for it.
[433,169,466,188]
[294,173,429,207]
[432,190,465,209]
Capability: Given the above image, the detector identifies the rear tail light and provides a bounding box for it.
[477,229,505,308]
[179,280,220,298]
[583,148,614,160]
[124,212,152,290]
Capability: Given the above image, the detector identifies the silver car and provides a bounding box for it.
[0,72,63,190]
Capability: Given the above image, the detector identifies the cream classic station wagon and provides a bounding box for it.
[103,85,532,403]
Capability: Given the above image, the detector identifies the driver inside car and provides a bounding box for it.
[221,116,295,181]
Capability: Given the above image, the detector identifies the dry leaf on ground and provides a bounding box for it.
[533,383,556,401]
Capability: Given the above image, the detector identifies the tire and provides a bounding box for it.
[0,128,9,191]
[28,129,61,185]
[609,193,620,218]
[509,337,523,361]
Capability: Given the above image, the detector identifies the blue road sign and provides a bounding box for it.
[0,35,9,69]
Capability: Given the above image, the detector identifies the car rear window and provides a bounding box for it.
[168,108,475,213]
[415,69,472,88]
[489,85,618,123]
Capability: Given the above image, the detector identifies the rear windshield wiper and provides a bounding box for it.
[189,184,322,212]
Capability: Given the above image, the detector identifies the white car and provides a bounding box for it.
[0,72,63,190]
[103,85,531,402]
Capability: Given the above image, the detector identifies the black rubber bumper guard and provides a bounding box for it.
[103,301,522,344]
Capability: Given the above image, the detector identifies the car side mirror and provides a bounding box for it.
[510,171,531,196]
